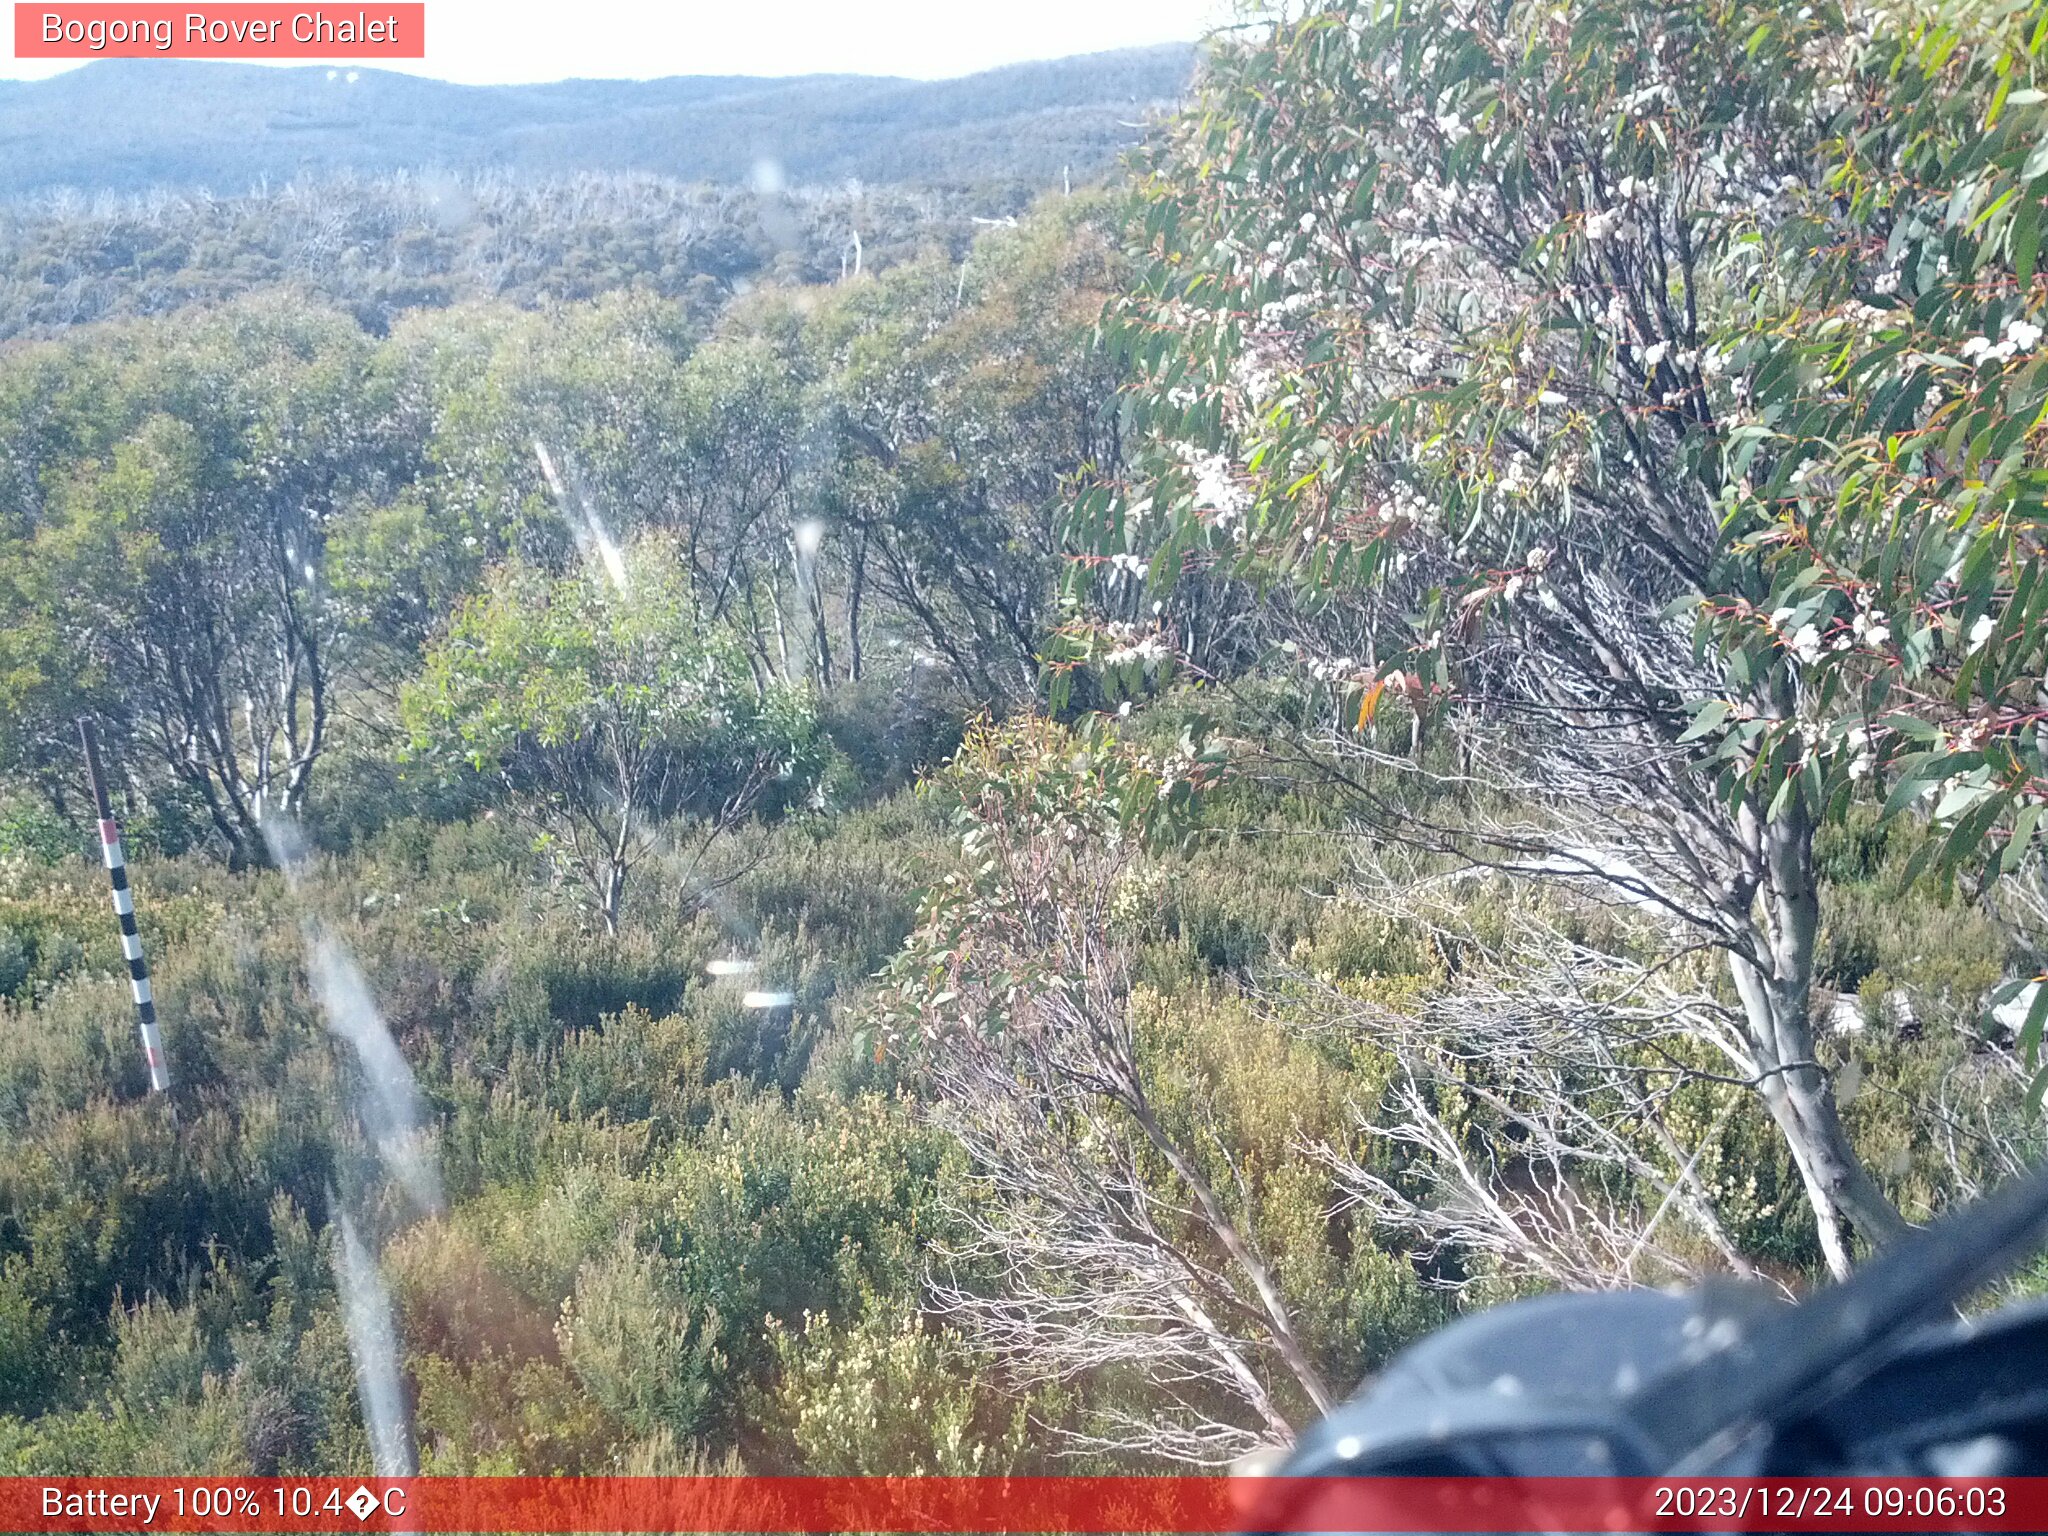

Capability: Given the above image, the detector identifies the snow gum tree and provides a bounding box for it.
[1059,0,2035,1274]
[400,536,817,934]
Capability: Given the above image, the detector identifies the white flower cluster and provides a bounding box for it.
[1584,206,1625,242]
[1104,552,1151,582]
[1097,622,1171,669]
[1231,347,1283,407]
[1371,481,1436,531]
[1844,726,1876,780]
[1538,452,1575,492]
[1961,316,2044,365]
[1502,546,1552,601]
[1297,650,1367,684]
[1951,718,1998,754]
[1358,316,1442,381]
[1281,255,1320,289]
[1179,447,1253,530]
[1256,291,1317,328]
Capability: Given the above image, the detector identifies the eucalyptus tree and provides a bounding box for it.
[661,330,812,682]
[399,536,817,935]
[400,294,697,543]
[1071,0,1937,1274]
[381,295,828,688]
[0,297,400,862]
[809,202,1132,706]
[1647,1,2048,1069]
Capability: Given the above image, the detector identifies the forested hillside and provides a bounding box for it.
[6,0,2048,1481]
[0,46,1195,198]
[0,173,1019,342]
[0,46,1192,346]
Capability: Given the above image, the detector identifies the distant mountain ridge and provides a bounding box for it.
[0,46,1198,197]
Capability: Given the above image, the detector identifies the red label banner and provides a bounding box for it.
[3,1476,2046,1533]
[14,5,425,58]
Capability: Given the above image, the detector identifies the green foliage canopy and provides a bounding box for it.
[400,538,818,931]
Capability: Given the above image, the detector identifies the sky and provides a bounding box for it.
[2,0,1235,82]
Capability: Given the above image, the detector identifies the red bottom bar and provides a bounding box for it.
[6,1475,2045,1533]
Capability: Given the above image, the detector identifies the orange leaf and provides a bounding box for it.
[1357,677,1388,728]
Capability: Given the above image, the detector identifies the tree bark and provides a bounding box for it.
[601,869,623,936]
[1726,798,1909,1278]
[846,532,867,683]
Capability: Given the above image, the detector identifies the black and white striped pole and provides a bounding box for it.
[79,719,171,1093]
